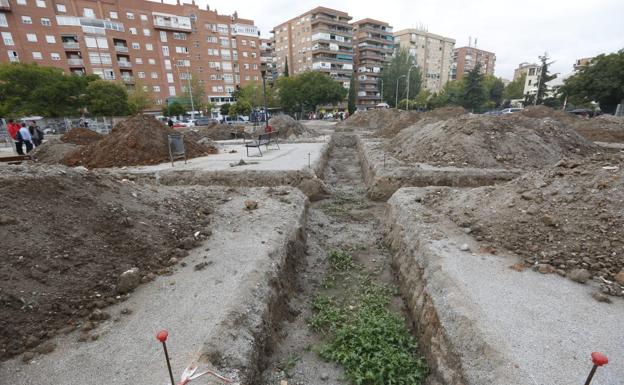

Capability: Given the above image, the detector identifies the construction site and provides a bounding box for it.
[1,108,623,385]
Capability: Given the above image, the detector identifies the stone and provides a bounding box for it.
[541,214,556,227]
[615,271,624,286]
[35,341,56,354]
[167,257,179,266]
[22,352,35,362]
[82,321,97,331]
[78,333,90,342]
[178,237,197,250]
[320,373,329,381]
[244,199,259,210]
[296,179,330,201]
[24,335,40,349]
[117,267,141,294]
[592,292,612,303]
[537,264,556,274]
[569,268,591,284]
[89,309,110,321]
[459,243,470,252]
[0,215,18,226]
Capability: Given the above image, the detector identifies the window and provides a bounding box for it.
[36,0,46,7]
[85,36,108,49]
[173,32,187,40]
[148,58,155,65]
[137,71,145,78]
[56,4,66,12]
[175,46,188,54]
[32,52,43,60]
[16,0,27,4]
[160,31,167,42]
[164,59,171,70]
[217,24,228,34]
[129,27,137,35]
[145,43,153,51]
[0,13,7,28]
[222,61,232,71]
[241,40,247,46]
[143,28,151,37]
[206,36,217,43]
[243,63,249,69]
[140,14,148,21]
[126,12,134,20]
[207,48,218,56]
[242,51,248,57]
[50,52,61,60]
[153,85,160,92]
[108,11,118,19]
[22,16,32,24]
[219,37,229,47]
[135,57,142,64]
[132,42,140,50]
[26,33,38,43]
[45,35,56,43]
[166,73,174,83]
[168,86,176,96]
[2,32,14,46]
[41,18,52,26]
[83,8,95,18]
[7,50,19,62]
[151,72,158,79]
[250,41,256,48]
[162,46,169,56]
[88,52,112,64]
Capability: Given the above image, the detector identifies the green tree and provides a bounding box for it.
[229,100,252,116]
[429,80,464,109]
[276,71,347,113]
[483,75,505,108]
[347,73,356,115]
[462,63,487,111]
[166,101,186,117]
[85,80,130,116]
[503,73,526,100]
[276,76,299,114]
[220,103,231,116]
[380,48,421,108]
[535,53,557,105]
[283,58,289,77]
[236,82,277,108]
[561,49,624,113]
[414,89,432,109]
[128,80,154,114]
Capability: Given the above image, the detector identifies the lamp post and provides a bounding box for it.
[261,68,268,131]
[174,57,195,120]
[379,78,384,105]
[406,65,418,111]
[395,75,406,109]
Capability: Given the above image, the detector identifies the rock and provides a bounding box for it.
[569,268,591,284]
[24,335,40,349]
[320,373,329,381]
[78,333,90,342]
[82,321,97,331]
[167,257,179,266]
[615,271,624,286]
[459,243,470,251]
[541,214,556,227]
[90,334,100,341]
[592,292,612,303]
[35,341,56,354]
[244,199,258,210]
[117,267,141,294]
[537,264,556,274]
[89,309,110,321]
[22,352,35,362]
[94,300,107,309]
[178,237,197,250]
[296,179,330,201]
[0,214,18,226]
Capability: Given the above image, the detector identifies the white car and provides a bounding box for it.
[500,108,524,114]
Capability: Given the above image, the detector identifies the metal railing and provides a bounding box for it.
[67,58,84,66]
[0,0,10,9]
[114,45,129,53]
[63,42,80,50]
[117,61,132,68]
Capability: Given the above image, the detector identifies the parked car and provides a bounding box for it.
[483,110,502,116]
[500,108,524,114]
[194,117,218,126]
[568,108,594,118]
[223,116,248,125]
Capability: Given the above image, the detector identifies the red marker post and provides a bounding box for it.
[584,352,609,385]
[157,330,176,385]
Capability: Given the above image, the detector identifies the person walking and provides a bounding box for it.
[18,123,34,153]
[28,120,44,147]
[6,119,23,155]
[167,118,174,129]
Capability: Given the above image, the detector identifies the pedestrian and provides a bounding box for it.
[167,118,174,128]
[6,119,24,155]
[28,120,44,147]
[18,123,34,153]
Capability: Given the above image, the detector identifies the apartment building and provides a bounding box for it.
[352,18,393,109]
[573,57,593,72]
[393,28,455,93]
[451,46,495,80]
[272,7,353,88]
[513,62,536,81]
[0,0,262,110]
[259,37,275,84]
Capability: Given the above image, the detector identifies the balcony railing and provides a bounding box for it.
[121,76,135,84]
[117,61,132,68]
[114,45,129,53]
[9,56,19,63]
[153,17,192,32]
[63,42,80,50]
[0,0,10,11]
[67,58,84,66]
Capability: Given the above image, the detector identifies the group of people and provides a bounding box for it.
[6,119,44,155]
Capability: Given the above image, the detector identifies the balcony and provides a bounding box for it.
[121,76,135,84]
[63,42,80,50]
[0,0,10,11]
[311,14,352,29]
[152,14,192,32]
[114,45,129,53]
[67,58,84,66]
[117,61,132,68]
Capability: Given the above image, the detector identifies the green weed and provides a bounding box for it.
[329,250,355,271]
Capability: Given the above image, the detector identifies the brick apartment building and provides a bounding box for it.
[0,0,263,112]
[352,18,393,109]
[259,37,275,84]
[451,46,495,80]
[272,7,353,89]
[393,28,455,93]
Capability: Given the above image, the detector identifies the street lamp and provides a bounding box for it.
[378,78,384,105]
[174,57,196,120]
[261,68,269,131]
[406,65,418,111]
[395,75,406,109]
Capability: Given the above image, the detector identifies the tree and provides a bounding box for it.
[128,80,154,114]
[85,80,130,116]
[429,80,464,109]
[503,73,526,101]
[483,75,505,108]
[381,48,421,108]
[462,62,487,111]
[347,73,356,114]
[276,76,299,114]
[229,100,252,116]
[535,53,557,105]
[283,58,289,77]
[560,49,624,113]
[276,71,347,113]
[220,103,231,116]
[236,82,277,108]
[414,89,432,110]
[165,101,186,117]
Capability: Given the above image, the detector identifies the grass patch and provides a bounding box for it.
[276,354,301,378]
[329,250,355,271]
[320,192,371,219]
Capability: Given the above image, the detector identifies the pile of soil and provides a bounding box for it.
[31,138,81,164]
[181,123,246,141]
[269,115,315,138]
[0,165,222,360]
[61,128,103,145]
[62,115,210,168]
[422,154,624,296]
[388,112,600,169]
[572,115,624,143]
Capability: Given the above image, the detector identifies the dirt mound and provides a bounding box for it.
[182,123,245,141]
[520,105,578,124]
[62,115,211,168]
[389,113,600,169]
[0,165,221,360]
[572,115,624,143]
[61,127,103,145]
[269,115,315,138]
[32,138,81,164]
[423,154,624,296]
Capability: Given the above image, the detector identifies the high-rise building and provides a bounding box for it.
[513,62,537,81]
[451,46,496,80]
[351,18,393,109]
[393,28,455,93]
[259,37,275,84]
[0,0,262,111]
[271,7,353,88]
[573,57,593,72]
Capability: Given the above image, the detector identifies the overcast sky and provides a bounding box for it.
[185,0,622,80]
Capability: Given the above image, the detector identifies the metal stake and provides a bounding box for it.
[584,352,609,385]
[157,330,176,385]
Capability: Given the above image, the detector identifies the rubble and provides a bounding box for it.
[61,127,104,145]
[269,115,316,138]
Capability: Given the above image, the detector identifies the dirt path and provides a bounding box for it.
[261,137,426,384]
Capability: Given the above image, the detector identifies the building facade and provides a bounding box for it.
[351,18,392,109]
[0,0,262,111]
[573,57,593,72]
[272,7,353,89]
[393,28,454,93]
[518,63,541,96]
[259,37,275,84]
[451,46,495,80]
[513,62,536,81]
